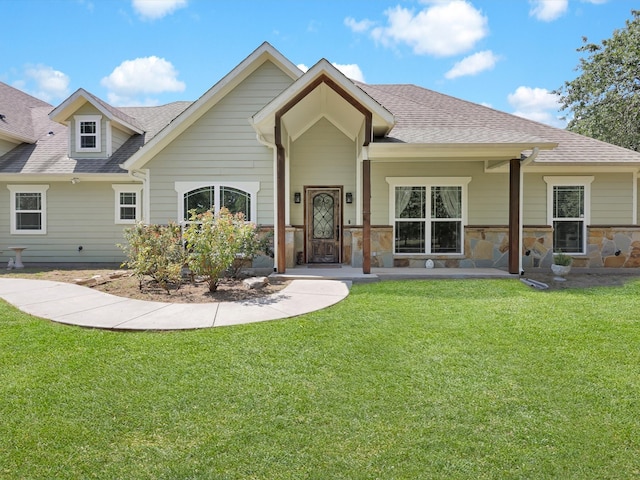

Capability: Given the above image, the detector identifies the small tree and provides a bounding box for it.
[120,222,186,293]
[183,208,261,292]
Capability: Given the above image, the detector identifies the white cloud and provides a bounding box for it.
[344,17,375,33]
[333,63,365,82]
[101,56,185,105]
[365,0,488,57]
[297,63,365,82]
[18,64,70,103]
[529,0,568,21]
[508,86,566,127]
[132,0,187,20]
[445,50,500,79]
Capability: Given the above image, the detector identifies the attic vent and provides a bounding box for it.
[0,114,6,121]
[48,131,54,136]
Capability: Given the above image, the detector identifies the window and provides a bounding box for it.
[545,176,593,254]
[113,185,143,224]
[8,185,49,234]
[387,177,470,255]
[175,182,260,223]
[75,115,101,152]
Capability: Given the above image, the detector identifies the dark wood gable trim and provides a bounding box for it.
[274,74,374,273]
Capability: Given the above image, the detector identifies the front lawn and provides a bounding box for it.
[1,279,639,479]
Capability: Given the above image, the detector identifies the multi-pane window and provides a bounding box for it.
[113,185,142,224]
[389,178,469,255]
[8,185,49,234]
[80,121,97,149]
[74,115,101,152]
[177,182,259,223]
[545,177,593,254]
[553,185,585,253]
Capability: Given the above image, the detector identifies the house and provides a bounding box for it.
[2,42,640,274]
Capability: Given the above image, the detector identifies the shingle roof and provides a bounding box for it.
[2,77,640,176]
[0,82,53,142]
[360,83,640,164]
[0,96,191,175]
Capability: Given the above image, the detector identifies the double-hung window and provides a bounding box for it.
[545,176,593,254]
[113,185,143,224]
[388,177,470,254]
[175,181,259,224]
[8,185,49,234]
[75,115,101,153]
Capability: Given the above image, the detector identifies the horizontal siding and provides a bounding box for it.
[70,103,107,159]
[371,161,508,225]
[147,60,292,225]
[0,181,139,264]
[290,118,357,225]
[524,172,635,225]
[591,173,634,224]
[0,138,17,157]
[111,125,131,153]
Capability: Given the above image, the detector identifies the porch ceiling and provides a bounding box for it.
[281,83,364,142]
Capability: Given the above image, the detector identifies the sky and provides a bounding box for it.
[0,0,636,128]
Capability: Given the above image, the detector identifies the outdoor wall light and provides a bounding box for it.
[345,192,353,204]
[294,192,301,204]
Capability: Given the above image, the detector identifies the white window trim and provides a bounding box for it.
[386,177,471,255]
[174,181,260,223]
[74,115,102,153]
[7,185,49,235]
[544,176,594,255]
[113,185,143,224]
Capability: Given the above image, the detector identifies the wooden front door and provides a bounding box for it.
[306,187,342,264]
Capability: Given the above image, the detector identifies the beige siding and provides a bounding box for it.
[111,124,131,154]
[289,118,357,225]
[0,138,18,157]
[70,103,107,159]
[591,173,634,224]
[0,181,137,264]
[523,174,548,225]
[371,161,511,225]
[524,172,635,225]
[147,60,293,225]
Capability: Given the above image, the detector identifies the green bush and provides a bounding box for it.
[119,222,186,293]
[183,208,262,292]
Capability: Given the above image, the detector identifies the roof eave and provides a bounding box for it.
[49,89,144,135]
[369,141,558,160]
[122,42,302,171]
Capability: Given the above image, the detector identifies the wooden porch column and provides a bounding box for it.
[508,158,520,274]
[363,159,371,274]
[276,144,286,273]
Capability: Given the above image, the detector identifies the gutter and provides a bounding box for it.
[128,169,150,223]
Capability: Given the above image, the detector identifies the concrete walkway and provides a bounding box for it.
[0,278,351,331]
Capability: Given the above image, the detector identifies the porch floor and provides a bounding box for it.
[270,266,516,282]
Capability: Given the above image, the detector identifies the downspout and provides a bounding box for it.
[128,169,150,223]
[518,147,539,274]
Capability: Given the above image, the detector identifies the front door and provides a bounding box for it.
[306,187,342,263]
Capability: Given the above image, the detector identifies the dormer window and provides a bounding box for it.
[74,115,101,152]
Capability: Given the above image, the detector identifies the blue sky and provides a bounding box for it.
[0,0,635,128]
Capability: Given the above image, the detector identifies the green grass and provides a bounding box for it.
[1,279,640,479]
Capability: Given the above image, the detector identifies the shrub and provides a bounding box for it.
[119,222,186,293]
[183,208,262,292]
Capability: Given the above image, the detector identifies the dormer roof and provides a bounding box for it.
[49,88,144,134]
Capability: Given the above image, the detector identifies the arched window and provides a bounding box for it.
[175,181,259,223]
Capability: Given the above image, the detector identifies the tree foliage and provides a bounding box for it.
[556,10,640,151]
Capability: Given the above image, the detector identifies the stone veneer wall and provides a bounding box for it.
[284,225,640,269]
